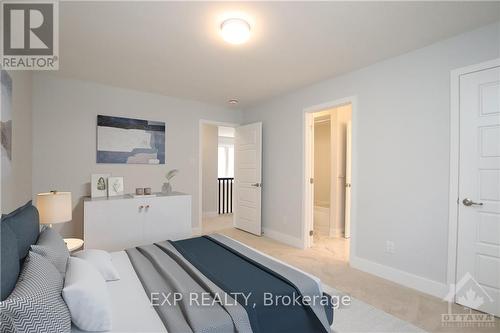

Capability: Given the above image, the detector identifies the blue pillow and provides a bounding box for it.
[2,201,40,260]
[0,222,19,301]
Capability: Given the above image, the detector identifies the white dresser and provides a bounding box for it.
[84,192,192,251]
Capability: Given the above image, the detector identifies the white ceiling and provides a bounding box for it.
[55,1,500,108]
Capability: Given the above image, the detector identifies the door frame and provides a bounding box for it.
[447,58,500,290]
[303,96,358,255]
[197,119,239,234]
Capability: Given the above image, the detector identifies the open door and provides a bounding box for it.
[234,122,262,235]
[344,121,352,239]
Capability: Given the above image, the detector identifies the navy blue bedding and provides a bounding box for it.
[170,236,331,333]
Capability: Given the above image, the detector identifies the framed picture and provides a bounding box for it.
[108,177,124,197]
[97,115,166,164]
[91,174,110,198]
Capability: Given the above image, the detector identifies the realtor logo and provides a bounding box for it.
[442,273,495,328]
[1,1,59,70]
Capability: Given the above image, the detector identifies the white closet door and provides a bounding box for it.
[456,65,500,316]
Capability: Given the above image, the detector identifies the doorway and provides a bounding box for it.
[304,99,355,261]
[199,121,237,234]
[448,59,500,317]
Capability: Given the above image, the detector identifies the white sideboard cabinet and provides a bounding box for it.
[84,192,192,251]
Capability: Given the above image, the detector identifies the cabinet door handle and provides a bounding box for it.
[145,205,150,209]
[139,205,144,210]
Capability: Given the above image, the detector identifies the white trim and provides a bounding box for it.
[202,211,218,219]
[198,119,239,231]
[447,58,500,292]
[351,255,449,299]
[302,96,358,263]
[263,227,305,249]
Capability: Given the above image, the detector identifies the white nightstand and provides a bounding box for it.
[64,238,84,252]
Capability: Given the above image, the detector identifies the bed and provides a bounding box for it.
[1,202,334,333]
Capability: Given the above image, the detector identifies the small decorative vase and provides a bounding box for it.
[162,182,172,194]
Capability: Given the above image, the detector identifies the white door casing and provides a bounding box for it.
[456,65,500,316]
[304,113,315,247]
[234,122,262,236]
[344,121,352,239]
[309,117,315,245]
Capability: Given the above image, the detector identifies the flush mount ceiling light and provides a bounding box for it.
[228,99,239,105]
[220,18,251,45]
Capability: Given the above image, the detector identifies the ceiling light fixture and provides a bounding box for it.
[228,99,239,105]
[220,18,251,45]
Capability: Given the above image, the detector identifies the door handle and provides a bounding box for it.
[462,198,483,207]
[251,183,262,187]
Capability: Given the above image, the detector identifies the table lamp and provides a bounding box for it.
[36,191,72,226]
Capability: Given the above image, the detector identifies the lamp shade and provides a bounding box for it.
[37,192,72,224]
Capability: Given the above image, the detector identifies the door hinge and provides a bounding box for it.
[309,178,314,184]
[309,230,314,236]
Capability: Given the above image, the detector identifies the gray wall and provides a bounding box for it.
[242,22,500,284]
[32,74,241,237]
[201,123,218,215]
[1,71,33,214]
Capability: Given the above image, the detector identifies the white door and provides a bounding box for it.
[234,122,262,235]
[456,65,500,316]
[344,121,352,239]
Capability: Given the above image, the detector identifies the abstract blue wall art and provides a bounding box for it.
[97,115,166,164]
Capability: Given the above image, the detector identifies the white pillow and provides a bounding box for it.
[72,249,120,281]
[62,257,112,332]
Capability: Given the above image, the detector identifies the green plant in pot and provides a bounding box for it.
[162,169,179,194]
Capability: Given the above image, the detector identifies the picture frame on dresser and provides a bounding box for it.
[91,174,110,198]
[107,177,124,197]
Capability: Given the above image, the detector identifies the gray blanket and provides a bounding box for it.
[127,243,252,333]
[126,235,330,333]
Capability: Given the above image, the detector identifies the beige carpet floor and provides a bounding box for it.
[201,215,499,333]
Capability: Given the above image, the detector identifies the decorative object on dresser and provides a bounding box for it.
[108,176,124,197]
[84,192,192,251]
[91,173,110,198]
[162,169,179,194]
[133,187,156,198]
[97,115,166,164]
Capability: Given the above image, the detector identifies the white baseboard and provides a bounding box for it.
[350,255,449,299]
[263,228,304,249]
[202,211,218,219]
[329,227,344,238]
